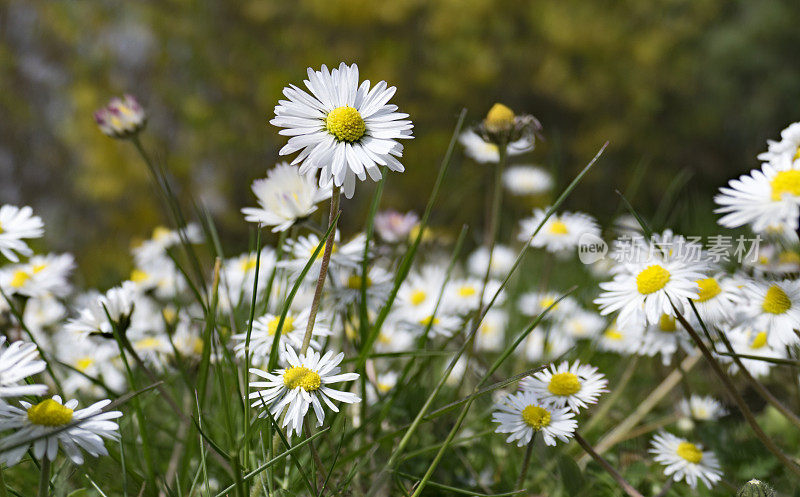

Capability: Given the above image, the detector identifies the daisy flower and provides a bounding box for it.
[396,265,447,317]
[0,205,44,262]
[739,279,800,347]
[231,308,331,362]
[678,395,727,421]
[518,209,600,255]
[0,338,47,399]
[1,253,75,299]
[492,389,577,447]
[714,160,800,232]
[523,329,574,363]
[374,210,419,243]
[521,361,608,413]
[689,275,739,326]
[399,311,462,339]
[65,282,137,339]
[502,165,553,196]
[634,313,693,365]
[649,432,722,489]
[55,336,125,397]
[133,224,202,268]
[242,162,333,232]
[372,322,415,353]
[597,320,640,355]
[270,63,413,198]
[723,326,785,378]
[443,277,502,314]
[595,235,707,329]
[475,309,508,352]
[559,310,605,340]
[0,396,122,465]
[757,121,800,165]
[278,232,365,279]
[249,346,360,436]
[517,291,578,321]
[94,94,146,138]
[219,248,277,309]
[458,129,533,164]
[467,244,516,279]
[330,266,393,311]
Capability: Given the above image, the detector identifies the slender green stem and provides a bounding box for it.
[0,464,8,497]
[301,187,341,354]
[574,434,643,497]
[37,457,50,497]
[515,438,535,492]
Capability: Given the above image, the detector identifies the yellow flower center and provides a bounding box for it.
[75,358,94,372]
[27,399,74,427]
[152,226,171,241]
[521,404,551,429]
[779,251,800,265]
[794,146,800,161]
[347,275,372,289]
[325,106,366,142]
[9,270,30,288]
[540,297,558,310]
[548,220,569,235]
[547,372,581,396]
[240,256,258,272]
[770,170,800,200]
[694,278,721,302]
[0,221,4,234]
[751,331,768,349]
[309,243,337,260]
[135,337,163,350]
[283,366,321,391]
[762,285,791,315]
[457,285,477,297]
[636,265,670,295]
[484,103,515,133]
[604,329,623,340]
[410,290,427,306]
[419,315,440,326]
[267,315,294,336]
[658,314,677,332]
[131,269,149,283]
[676,441,703,464]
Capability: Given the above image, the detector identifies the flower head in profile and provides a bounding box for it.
[0,338,48,399]
[0,205,44,262]
[374,210,419,243]
[649,432,722,489]
[270,63,413,198]
[503,165,553,196]
[521,361,608,413]
[678,395,727,421]
[459,130,535,164]
[242,162,333,232]
[476,103,542,149]
[94,94,146,138]
[249,345,360,436]
[0,396,122,465]
[492,389,576,447]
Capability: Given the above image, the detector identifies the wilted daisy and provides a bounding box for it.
[0,205,44,262]
[502,165,553,196]
[241,162,333,232]
[0,338,47,399]
[739,279,800,347]
[649,432,722,489]
[595,236,707,328]
[0,396,122,465]
[678,395,727,421]
[459,129,534,164]
[270,63,413,198]
[374,210,419,243]
[249,346,360,436]
[94,94,146,138]
[521,361,608,413]
[518,209,600,255]
[492,389,577,447]
[634,314,692,365]
[232,308,331,361]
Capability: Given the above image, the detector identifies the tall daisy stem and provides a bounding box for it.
[515,437,535,492]
[574,433,644,497]
[37,457,50,497]
[301,186,341,354]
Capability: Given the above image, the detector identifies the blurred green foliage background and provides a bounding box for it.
[2,0,800,287]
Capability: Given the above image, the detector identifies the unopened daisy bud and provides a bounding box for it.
[737,480,776,497]
[484,103,516,134]
[94,94,146,138]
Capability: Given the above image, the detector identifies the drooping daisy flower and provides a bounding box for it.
[94,94,146,138]
[521,361,608,413]
[467,244,516,279]
[678,395,727,421]
[595,234,707,329]
[0,338,47,399]
[503,165,553,196]
[518,209,600,255]
[242,162,333,232]
[231,308,331,361]
[492,389,577,447]
[374,210,419,243]
[249,345,360,436]
[0,396,122,465]
[649,432,722,489]
[270,63,413,198]
[459,129,535,164]
[0,205,44,262]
